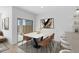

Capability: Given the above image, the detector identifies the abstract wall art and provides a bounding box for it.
[4,17,9,30]
[40,18,54,29]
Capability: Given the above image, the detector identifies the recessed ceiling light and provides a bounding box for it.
[41,6,44,8]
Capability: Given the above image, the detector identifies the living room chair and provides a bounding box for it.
[0,31,7,43]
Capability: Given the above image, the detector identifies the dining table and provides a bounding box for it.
[23,32,48,48]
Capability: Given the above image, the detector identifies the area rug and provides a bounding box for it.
[19,41,61,53]
[0,43,9,53]
[19,43,51,53]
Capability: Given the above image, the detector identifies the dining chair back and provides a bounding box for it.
[38,33,55,52]
[49,33,55,43]
[38,36,50,47]
[23,35,32,47]
[23,36,31,41]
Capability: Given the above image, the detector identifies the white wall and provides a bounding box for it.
[12,7,37,44]
[36,6,76,41]
[0,6,37,44]
[0,6,13,43]
[0,6,76,44]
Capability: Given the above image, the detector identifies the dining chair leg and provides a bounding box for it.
[36,49,38,53]
[51,42,54,52]
[50,42,54,53]
[53,41,58,53]
[48,43,52,53]
[41,47,43,53]
[41,47,45,53]
[45,46,48,53]
[29,40,32,53]
[26,41,29,52]
[22,40,24,46]
[26,42,27,52]
[36,48,40,53]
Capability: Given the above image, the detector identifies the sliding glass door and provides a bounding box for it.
[17,18,33,43]
[23,19,33,34]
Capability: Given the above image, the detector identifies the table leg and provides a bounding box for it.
[33,38,41,49]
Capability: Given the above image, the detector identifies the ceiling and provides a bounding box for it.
[17,6,77,15]
[16,6,60,15]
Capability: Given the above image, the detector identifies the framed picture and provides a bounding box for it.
[4,17,9,30]
[40,18,54,29]
[2,19,4,29]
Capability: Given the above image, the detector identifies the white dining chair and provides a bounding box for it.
[60,32,72,50]
[59,49,71,53]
